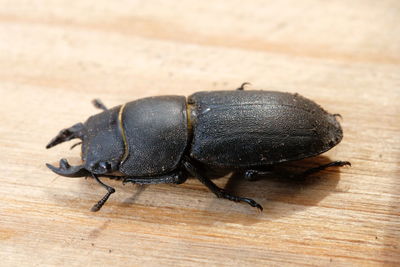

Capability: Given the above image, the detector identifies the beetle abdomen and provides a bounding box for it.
[188,90,343,167]
[119,96,188,176]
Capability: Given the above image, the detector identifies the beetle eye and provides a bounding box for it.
[98,161,112,171]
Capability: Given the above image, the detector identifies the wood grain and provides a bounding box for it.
[0,0,399,266]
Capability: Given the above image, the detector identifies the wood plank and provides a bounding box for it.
[0,0,399,265]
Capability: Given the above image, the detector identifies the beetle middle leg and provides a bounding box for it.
[243,166,274,181]
[89,171,187,211]
[183,159,263,211]
[121,171,187,185]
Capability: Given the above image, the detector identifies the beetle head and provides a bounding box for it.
[81,130,123,175]
[46,107,125,177]
[81,107,125,175]
[46,123,89,177]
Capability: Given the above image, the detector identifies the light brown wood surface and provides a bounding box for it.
[1,1,399,266]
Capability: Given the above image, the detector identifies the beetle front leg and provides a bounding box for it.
[183,160,263,211]
[91,174,116,212]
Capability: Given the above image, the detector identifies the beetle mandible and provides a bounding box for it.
[46,84,350,211]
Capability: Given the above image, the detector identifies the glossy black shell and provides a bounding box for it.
[188,90,342,167]
[82,105,124,171]
[80,90,343,176]
[119,96,188,176]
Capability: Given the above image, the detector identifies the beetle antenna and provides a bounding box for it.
[46,123,84,149]
[92,99,108,111]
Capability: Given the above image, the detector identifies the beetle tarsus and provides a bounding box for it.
[217,189,263,211]
[92,99,108,111]
[300,160,351,178]
[91,174,115,212]
[183,159,263,211]
[236,82,251,91]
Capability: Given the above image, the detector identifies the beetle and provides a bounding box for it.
[46,84,350,211]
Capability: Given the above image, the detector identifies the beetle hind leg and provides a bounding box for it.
[300,161,351,178]
[183,159,263,211]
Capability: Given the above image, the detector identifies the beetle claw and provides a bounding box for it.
[333,113,343,120]
[46,158,88,177]
[46,123,84,149]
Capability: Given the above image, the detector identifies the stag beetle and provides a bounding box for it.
[46,84,350,211]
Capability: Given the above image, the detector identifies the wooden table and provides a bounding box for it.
[1,1,399,266]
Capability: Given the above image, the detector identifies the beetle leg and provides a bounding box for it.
[333,113,342,120]
[46,123,84,149]
[236,82,251,91]
[92,99,108,111]
[300,161,351,178]
[183,160,263,211]
[243,166,274,181]
[121,171,187,185]
[90,174,116,212]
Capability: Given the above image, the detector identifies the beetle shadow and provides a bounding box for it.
[46,155,345,225]
[201,155,345,223]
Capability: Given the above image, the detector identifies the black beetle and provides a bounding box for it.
[46,84,350,211]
